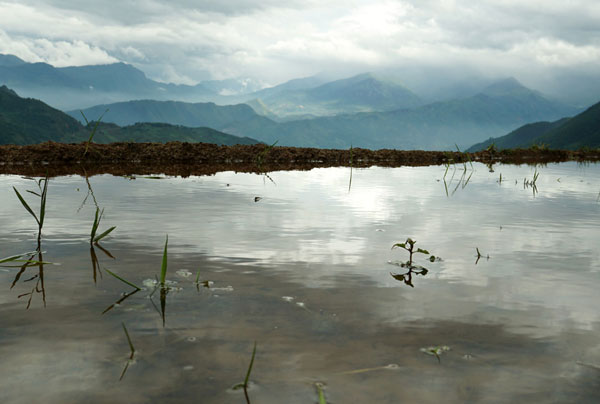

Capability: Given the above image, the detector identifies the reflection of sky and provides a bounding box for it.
[1,163,600,330]
[1,163,600,402]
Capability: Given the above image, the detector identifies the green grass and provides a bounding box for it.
[80,109,108,156]
[232,341,257,403]
[13,175,48,245]
[105,268,141,290]
[90,207,116,244]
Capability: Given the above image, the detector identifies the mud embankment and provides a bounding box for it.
[1,141,598,177]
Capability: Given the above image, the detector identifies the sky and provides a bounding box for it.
[1,0,599,93]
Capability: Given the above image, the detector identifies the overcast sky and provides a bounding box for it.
[1,0,599,88]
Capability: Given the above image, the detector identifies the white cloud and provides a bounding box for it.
[0,0,599,92]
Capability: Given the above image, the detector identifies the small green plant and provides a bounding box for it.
[90,208,116,245]
[486,142,498,153]
[80,109,108,156]
[232,341,257,403]
[392,238,434,267]
[523,168,540,195]
[390,238,439,287]
[420,345,450,363]
[13,175,49,245]
[255,140,278,169]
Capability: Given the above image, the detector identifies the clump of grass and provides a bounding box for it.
[90,207,116,245]
[13,175,49,245]
[80,109,108,156]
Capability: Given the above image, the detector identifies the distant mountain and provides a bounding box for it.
[249,73,423,118]
[0,54,26,67]
[60,122,260,145]
[0,86,260,146]
[0,85,83,144]
[76,78,580,150]
[71,99,271,129]
[467,100,600,151]
[0,54,216,110]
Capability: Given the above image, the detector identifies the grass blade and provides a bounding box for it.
[13,187,40,226]
[39,176,48,229]
[83,109,109,156]
[90,208,102,241]
[315,383,327,404]
[94,226,116,243]
[105,268,141,290]
[160,235,168,285]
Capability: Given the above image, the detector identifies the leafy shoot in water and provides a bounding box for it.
[420,345,450,363]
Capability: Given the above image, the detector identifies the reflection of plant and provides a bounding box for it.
[390,238,439,287]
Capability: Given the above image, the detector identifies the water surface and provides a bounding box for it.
[1,162,599,403]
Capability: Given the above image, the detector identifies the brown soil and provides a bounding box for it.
[1,141,599,177]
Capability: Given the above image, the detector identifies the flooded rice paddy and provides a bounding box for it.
[1,162,600,403]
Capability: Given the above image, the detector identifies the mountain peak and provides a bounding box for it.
[0,54,26,67]
[0,85,18,96]
[482,77,531,97]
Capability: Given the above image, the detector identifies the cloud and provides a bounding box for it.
[0,0,599,97]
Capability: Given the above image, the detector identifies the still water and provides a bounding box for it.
[1,163,599,403]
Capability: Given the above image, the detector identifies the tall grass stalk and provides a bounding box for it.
[13,175,48,245]
[81,109,108,156]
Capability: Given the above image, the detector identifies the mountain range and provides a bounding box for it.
[0,86,259,146]
[72,78,581,150]
[467,101,600,151]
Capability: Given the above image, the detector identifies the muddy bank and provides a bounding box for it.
[1,141,599,177]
